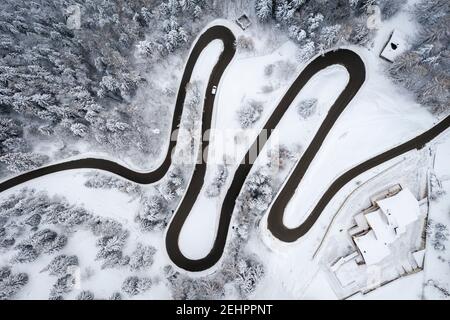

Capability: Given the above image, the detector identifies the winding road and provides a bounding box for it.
[166,48,367,271]
[0,25,449,273]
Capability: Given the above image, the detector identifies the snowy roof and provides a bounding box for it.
[353,230,391,265]
[365,209,397,245]
[376,189,420,232]
[380,30,407,62]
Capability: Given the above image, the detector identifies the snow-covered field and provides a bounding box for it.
[1,0,449,301]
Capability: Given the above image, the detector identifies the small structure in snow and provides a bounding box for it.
[380,30,407,62]
[236,14,252,30]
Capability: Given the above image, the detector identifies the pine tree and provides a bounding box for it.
[255,0,273,22]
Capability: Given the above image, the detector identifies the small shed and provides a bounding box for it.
[236,14,252,30]
[380,29,407,62]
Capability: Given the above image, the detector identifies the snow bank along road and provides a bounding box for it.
[0,25,449,273]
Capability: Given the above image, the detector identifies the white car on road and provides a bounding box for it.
[211,85,217,95]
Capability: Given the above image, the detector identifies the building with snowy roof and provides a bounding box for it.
[351,187,421,265]
[380,29,407,62]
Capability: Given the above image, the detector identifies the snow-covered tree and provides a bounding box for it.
[275,0,295,23]
[297,98,318,119]
[288,25,307,43]
[0,152,49,174]
[241,170,273,212]
[43,254,79,277]
[296,40,315,62]
[136,195,170,231]
[0,268,28,300]
[235,35,255,52]
[121,276,152,296]
[129,243,157,271]
[255,0,273,22]
[267,144,295,171]
[49,274,75,300]
[388,0,449,115]
[205,165,228,197]
[159,168,185,201]
[234,256,265,297]
[77,290,95,300]
[237,100,264,129]
[318,24,342,51]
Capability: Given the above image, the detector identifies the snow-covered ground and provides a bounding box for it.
[1,3,448,299]
[423,134,450,299]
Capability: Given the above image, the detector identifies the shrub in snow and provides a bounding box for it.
[431,222,449,252]
[297,98,317,119]
[121,276,152,296]
[76,290,94,300]
[205,165,228,198]
[129,243,157,271]
[261,85,274,94]
[49,274,76,300]
[267,145,295,171]
[235,35,254,52]
[136,195,170,231]
[274,60,296,81]
[429,173,446,201]
[264,64,274,77]
[237,100,264,129]
[0,267,28,300]
[44,254,79,277]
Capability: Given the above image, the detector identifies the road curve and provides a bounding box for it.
[268,114,450,242]
[0,26,236,193]
[165,49,367,271]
